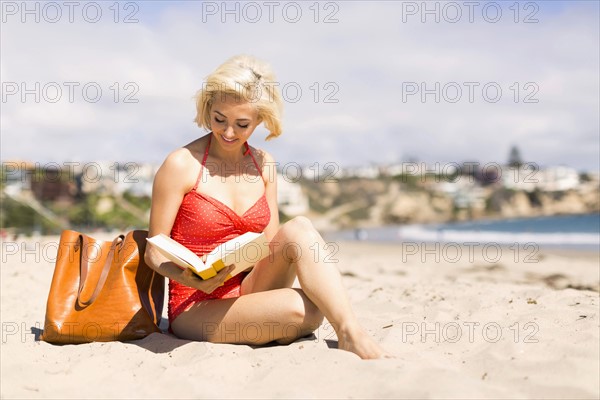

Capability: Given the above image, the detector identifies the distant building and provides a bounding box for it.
[277,175,309,216]
[2,160,34,193]
[80,161,156,197]
[537,166,580,192]
[379,163,405,177]
[339,164,380,179]
[501,164,538,192]
[1,161,77,203]
[433,179,487,209]
[501,164,580,192]
[113,162,157,197]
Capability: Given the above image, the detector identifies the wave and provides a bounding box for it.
[398,225,600,246]
[325,214,600,250]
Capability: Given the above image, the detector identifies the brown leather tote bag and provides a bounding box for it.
[41,230,164,344]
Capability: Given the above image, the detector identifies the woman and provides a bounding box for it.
[145,55,390,359]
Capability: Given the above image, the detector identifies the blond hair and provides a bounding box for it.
[194,55,283,140]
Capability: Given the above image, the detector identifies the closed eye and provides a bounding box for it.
[214,114,249,128]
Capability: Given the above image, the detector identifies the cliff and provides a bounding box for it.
[300,177,600,231]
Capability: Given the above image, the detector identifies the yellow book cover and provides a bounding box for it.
[146,232,269,281]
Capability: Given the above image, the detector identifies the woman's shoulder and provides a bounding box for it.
[248,144,275,165]
[160,137,206,171]
[155,137,207,187]
[158,150,192,179]
[248,144,277,183]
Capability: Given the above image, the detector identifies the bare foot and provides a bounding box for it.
[337,325,395,360]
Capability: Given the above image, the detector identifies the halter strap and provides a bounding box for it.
[192,135,212,191]
[245,142,263,175]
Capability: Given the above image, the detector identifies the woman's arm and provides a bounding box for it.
[260,150,280,242]
[145,148,233,293]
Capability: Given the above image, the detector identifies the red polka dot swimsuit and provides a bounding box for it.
[167,135,270,324]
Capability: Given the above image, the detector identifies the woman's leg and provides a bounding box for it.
[241,216,391,359]
[171,288,324,345]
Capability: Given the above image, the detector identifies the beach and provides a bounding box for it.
[1,235,599,399]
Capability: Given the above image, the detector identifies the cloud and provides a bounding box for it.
[1,0,598,172]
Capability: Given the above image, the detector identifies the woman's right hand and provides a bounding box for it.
[179,264,236,293]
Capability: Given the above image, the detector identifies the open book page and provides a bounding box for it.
[207,232,270,278]
[146,234,216,279]
[147,232,270,280]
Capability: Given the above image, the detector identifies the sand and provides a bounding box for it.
[1,235,599,399]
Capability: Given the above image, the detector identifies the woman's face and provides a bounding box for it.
[209,93,261,151]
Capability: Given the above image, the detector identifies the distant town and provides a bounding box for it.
[1,146,599,235]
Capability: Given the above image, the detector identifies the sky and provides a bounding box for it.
[1,0,599,172]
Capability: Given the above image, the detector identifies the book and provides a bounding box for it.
[146,231,270,280]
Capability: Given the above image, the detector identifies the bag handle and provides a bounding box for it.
[77,234,125,306]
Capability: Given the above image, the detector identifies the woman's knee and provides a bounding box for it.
[281,216,318,239]
[278,217,321,259]
[288,215,314,229]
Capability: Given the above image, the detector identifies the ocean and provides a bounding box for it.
[325,213,600,251]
